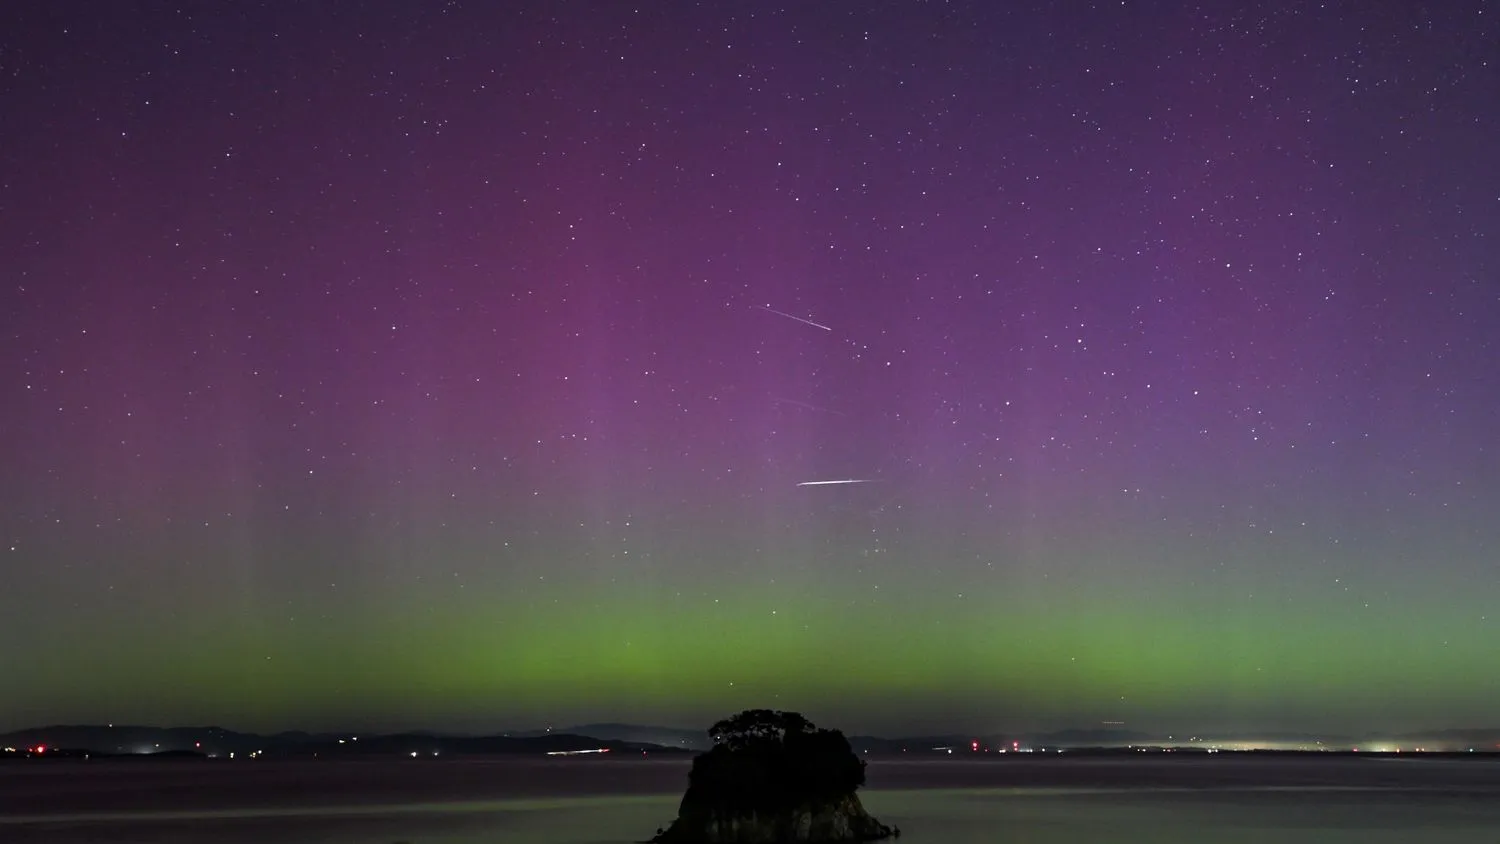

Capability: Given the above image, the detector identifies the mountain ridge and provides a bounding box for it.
[6,723,1499,757]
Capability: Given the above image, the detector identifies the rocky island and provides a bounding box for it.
[649,709,898,843]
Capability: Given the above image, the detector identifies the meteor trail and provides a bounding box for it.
[757,305,832,331]
[796,479,876,486]
[773,397,846,416]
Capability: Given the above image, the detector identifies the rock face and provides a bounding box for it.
[649,710,898,844]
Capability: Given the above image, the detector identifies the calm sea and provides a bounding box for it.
[4,756,1500,842]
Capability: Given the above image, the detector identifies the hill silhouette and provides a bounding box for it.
[0,724,688,758]
[650,709,896,843]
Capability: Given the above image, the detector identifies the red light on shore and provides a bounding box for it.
[34,745,46,754]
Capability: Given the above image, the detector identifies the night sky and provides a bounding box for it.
[2,1,1497,738]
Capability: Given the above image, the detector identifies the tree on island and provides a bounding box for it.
[649,709,897,843]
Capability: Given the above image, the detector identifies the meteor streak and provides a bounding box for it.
[773,397,846,415]
[796,479,876,486]
[757,305,832,331]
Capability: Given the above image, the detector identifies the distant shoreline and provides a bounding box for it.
[5,755,1500,820]
[5,746,1499,763]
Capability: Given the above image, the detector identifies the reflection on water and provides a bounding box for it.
[2,796,677,844]
[870,788,1500,843]
[7,759,1500,843]
[10,789,1500,844]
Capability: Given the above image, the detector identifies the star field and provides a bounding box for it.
[1,1,1497,736]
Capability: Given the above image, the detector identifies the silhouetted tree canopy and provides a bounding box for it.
[651,710,895,843]
[708,709,814,750]
[684,709,866,814]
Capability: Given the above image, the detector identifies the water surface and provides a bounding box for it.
[6,756,1500,842]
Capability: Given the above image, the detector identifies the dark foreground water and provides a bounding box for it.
[5,756,1500,842]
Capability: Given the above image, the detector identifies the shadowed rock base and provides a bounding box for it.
[649,792,898,843]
